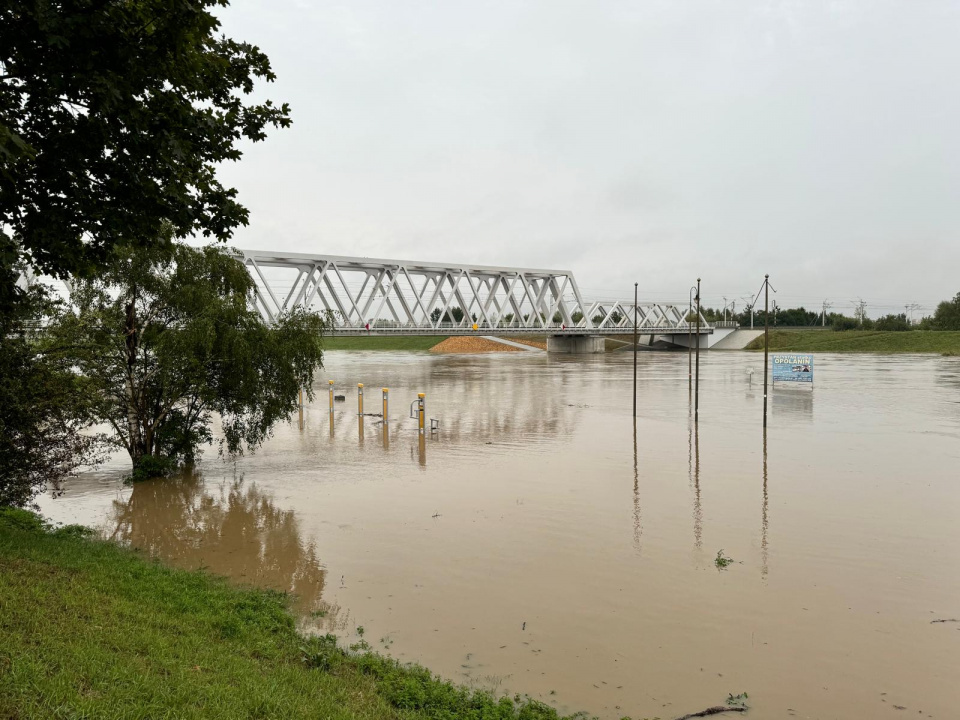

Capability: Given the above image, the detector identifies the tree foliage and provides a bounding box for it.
[931,292,960,330]
[0,0,291,312]
[0,285,104,507]
[48,241,325,474]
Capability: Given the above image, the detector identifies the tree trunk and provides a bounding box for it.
[124,297,143,465]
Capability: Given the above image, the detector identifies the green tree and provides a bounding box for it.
[875,313,911,331]
[932,292,960,330]
[48,241,325,475]
[0,0,290,314]
[1,284,104,506]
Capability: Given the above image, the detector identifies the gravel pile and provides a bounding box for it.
[429,337,523,354]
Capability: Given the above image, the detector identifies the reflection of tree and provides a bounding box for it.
[109,470,325,614]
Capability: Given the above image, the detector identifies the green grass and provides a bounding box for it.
[745,329,960,355]
[0,508,577,720]
[322,336,446,351]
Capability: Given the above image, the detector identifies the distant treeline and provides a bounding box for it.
[698,291,960,331]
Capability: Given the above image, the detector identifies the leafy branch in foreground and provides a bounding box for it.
[1,0,291,315]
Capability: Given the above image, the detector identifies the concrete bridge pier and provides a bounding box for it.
[546,335,605,354]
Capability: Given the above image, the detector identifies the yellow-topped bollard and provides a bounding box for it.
[417,393,425,436]
[382,388,389,419]
[357,383,364,416]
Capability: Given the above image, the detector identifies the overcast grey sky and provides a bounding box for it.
[215,0,960,317]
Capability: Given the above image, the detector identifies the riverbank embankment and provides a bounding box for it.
[745,329,960,354]
[0,508,577,720]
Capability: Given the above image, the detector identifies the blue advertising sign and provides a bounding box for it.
[772,354,813,383]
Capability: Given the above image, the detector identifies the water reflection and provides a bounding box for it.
[690,417,702,550]
[632,419,642,554]
[108,470,327,615]
[772,386,814,420]
[761,428,769,577]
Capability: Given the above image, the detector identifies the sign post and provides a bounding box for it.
[772,354,814,385]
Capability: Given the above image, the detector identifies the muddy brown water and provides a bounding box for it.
[39,351,960,719]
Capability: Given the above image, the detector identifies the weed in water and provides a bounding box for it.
[715,549,735,569]
[727,691,749,708]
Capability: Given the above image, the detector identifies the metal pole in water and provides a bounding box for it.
[382,388,389,419]
[417,393,425,436]
[358,383,364,416]
[633,282,638,418]
[763,275,769,428]
[694,277,701,423]
[688,289,693,393]
[328,380,334,413]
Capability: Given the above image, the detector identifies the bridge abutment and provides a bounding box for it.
[546,335,606,354]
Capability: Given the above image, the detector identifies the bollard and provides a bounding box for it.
[328,380,334,413]
[358,383,364,416]
[382,388,389,419]
[417,393,425,436]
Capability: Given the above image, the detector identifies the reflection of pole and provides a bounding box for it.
[763,275,769,428]
[761,426,769,577]
[633,282,638,418]
[417,393,425,436]
[328,380,334,414]
[358,414,364,443]
[693,418,702,549]
[357,383,364,416]
[632,417,641,553]
[298,386,304,431]
[329,409,334,438]
[695,278,701,423]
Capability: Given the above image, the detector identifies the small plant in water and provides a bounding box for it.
[726,691,749,708]
[715,549,735,569]
[349,625,371,652]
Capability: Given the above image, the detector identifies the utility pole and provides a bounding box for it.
[633,282,638,418]
[851,298,867,327]
[742,296,754,328]
[723,296,728,322]
[763,275,770,428]
[695,278,701,423]
[821,300,832,327]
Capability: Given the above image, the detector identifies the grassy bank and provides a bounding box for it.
[322,336,446,351]
[745,329,960,355]
[0,508,571,719]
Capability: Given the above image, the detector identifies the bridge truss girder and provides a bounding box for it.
[236,250,707,334]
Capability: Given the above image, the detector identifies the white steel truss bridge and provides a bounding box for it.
[237,250,711,337]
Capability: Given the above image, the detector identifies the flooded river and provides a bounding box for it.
[39,351,960,719]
